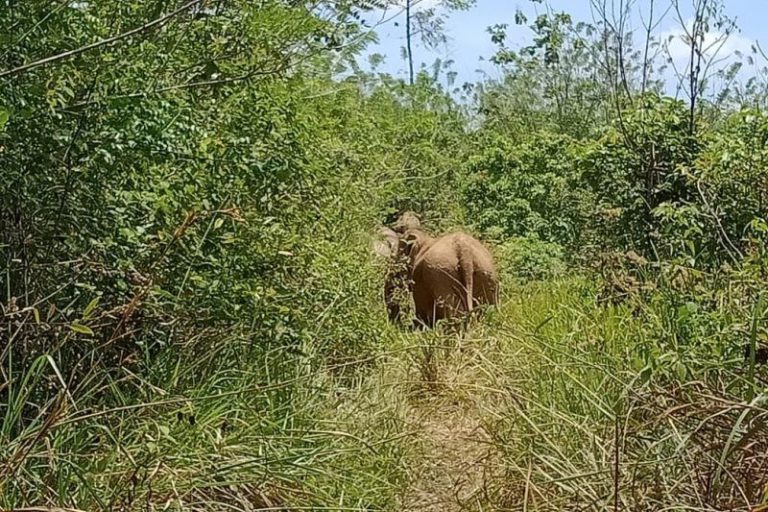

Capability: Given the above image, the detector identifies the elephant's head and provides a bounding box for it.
[399,227,432,265]
[390,211,425,263]
[393,211,421,234]
[372,226,400,260]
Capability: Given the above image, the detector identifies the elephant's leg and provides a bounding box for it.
[413,282,435,328]
[437,293,463,321]
[475,271,498,306]
[433,297,448,324]
[424,265,465,323]
[387,302,401,323]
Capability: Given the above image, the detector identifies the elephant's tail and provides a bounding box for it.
[458,245,474,313]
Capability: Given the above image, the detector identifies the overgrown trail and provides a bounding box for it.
[400,338,504,511]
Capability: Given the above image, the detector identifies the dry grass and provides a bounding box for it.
[8,276,768,511]
[384,331,508,512]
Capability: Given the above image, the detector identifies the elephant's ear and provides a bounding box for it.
[393,211,421,233]
[372,227,399,259]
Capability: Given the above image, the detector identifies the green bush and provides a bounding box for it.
[579,95,698,255]
[461,131,592,251]
[496,236,566,282]
[694,109,768,257]
[0,3,467,508]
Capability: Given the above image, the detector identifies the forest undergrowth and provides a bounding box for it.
[6,0,768,510]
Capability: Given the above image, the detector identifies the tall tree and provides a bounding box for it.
[407,0,414,84]
[400,0,476,85]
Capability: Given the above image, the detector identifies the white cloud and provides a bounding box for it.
[654,20,762,97]
[662,25,752,60]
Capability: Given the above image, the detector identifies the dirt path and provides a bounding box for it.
[400,341,502,511]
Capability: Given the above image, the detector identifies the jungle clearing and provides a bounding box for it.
[5,0,768,510]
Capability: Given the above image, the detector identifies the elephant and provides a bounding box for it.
[373,212,423,324]
[397,215,498,328]
[392,210,421,233]
[373,226,412,324]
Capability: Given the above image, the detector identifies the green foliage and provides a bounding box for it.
[6,0,768,509]
[0,2,464,508]
[581,94,701,257]
[355,71,468,228]
[695,110,768,252]
[496,236,566,282]
[462,131,591,251]
[481,8,642,139]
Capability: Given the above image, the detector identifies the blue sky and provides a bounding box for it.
[362,0,768,90]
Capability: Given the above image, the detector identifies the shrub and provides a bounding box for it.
[581,94,701,258]
[461,131,592,252]
[496,236,566,282]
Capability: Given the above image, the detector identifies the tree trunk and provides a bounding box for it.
[406,0,414,85]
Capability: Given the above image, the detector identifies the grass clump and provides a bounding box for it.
[473,276,768,510]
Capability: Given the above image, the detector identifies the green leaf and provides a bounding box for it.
[83,297,100,319]
[0,107,9,131]
[69,322,94,336]
[674,361,687,380]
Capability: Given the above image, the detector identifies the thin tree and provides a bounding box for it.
[400,0,475,86]
[406,0,414,84]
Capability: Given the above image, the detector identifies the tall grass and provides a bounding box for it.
[477,277,768,510]
[1,305,417,510]
[7,248,768,510]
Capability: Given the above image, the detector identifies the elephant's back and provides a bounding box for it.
[415,232,497,276]
[446,233,498,302]
[414,233,461,269]
[445,232,497,273]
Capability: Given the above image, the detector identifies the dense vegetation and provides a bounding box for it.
[4,0,768,509]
